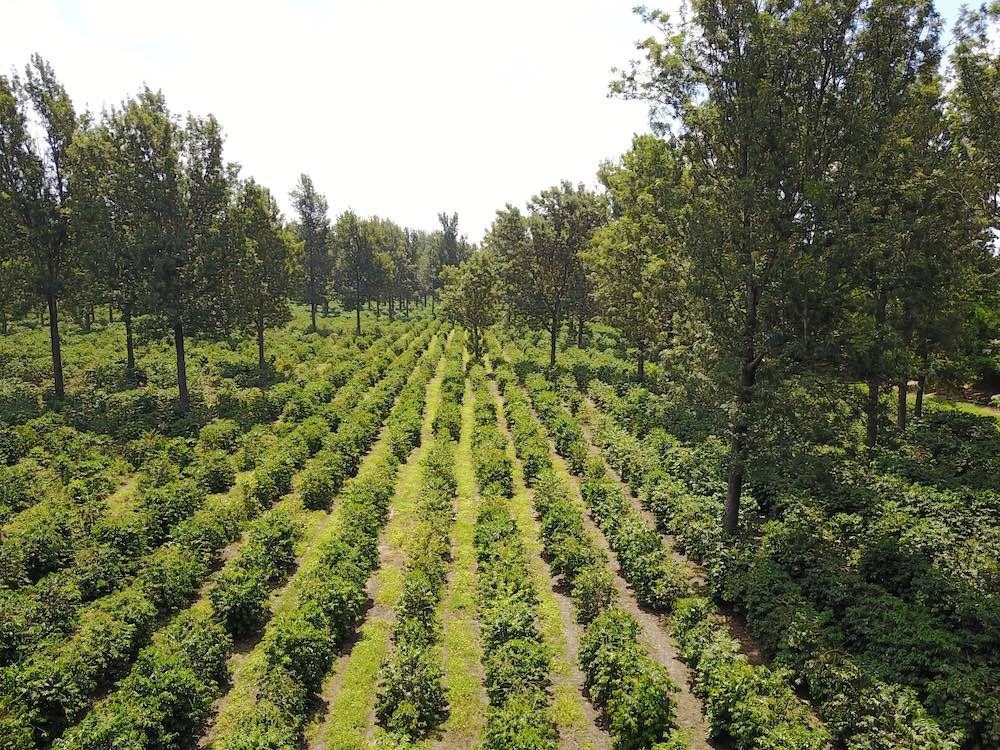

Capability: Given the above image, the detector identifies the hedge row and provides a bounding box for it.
[375,440,455,739]
[375,333,464,740]
[469,365,558,750]
[0,325,421,679]
[580,371,965,749]
[517,368,690,612]
[208,328,445,749]
[494,362,686,750]
[47,324,439,750]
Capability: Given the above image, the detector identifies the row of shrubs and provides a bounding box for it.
[515,368,691,612]
[1,326,434,747]
[578,369,968,748]
[503,341,839,750]
[468,364,559,750]
[209,328,446,749]
[0,317,413,587]
[375,332,465,740]
[494,359,687,750]
[42,323,439,750]
[0,326,420,672]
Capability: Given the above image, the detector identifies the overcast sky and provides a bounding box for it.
[1,0,975,242]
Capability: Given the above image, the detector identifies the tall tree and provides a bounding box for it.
[71,87,174,374]
[227,179,301,380]
[584,135,686,380]
[331,210,376,335]
[835,0,947,448]
[144,111,234,407]
[488,181,605,368]
[290,174,330,331]
[0,55,78,398]
[441,251,500,358]
[615,1,861,533]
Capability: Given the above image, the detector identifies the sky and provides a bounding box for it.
[0,0,978,243]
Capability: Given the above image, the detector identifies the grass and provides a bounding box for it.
[436,377,488,745]
[491,379,597,749]
[311,358,446,749]
[209,334,444,743]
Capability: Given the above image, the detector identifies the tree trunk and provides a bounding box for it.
[388,297,394,321]
[376,300,381,319]
[108,304,114,324]
[724,357,758,534]
[174,321,189,407]
[431,293,435,316]
[915,373,926,419]
[355,302,361,336]
[310,301,317,332]
[577,315,584,348]
[549,309,559,369]
[637,346,646,382]
[897,377,907,432]
[47,291,65,399]
[322,299,329,317]
[257,316,266,386]
[865,377,880,451]
[124,306,136,373]
[723,277,760,536]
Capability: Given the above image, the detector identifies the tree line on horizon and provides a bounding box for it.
[439,0,1000,535]
[0,56,472,403]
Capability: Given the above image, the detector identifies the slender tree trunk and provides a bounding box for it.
[865,377,880,451]
[47,291,64,399]
[174,321,189,407]
[723,278,760,536]
[431,293,435,316]
[637,346,646,382]
[322,299,329,317]
[866,290,888,451]
[257,315,266,386]
[376,299,381,319]
[577,315,584,348]
[310,301,317,332]
[123,306,135,373]
[897,377,907,432]
[388,297,394,321]
[108,304,113,324]
[549,308,559,369]
[913,354,927,419]
[355,300,361,336]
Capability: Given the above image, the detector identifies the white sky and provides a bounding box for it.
[1,0,660,242]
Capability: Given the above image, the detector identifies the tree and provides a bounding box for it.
[615,2,865,533]
[227,179,301,381]
[584,135,686,380]
[487,182,605,368]
[441,251,500,358]
[0,55,78,398]
[143,111,234,407]
[331,210,376,335]
[950,1,1000,232]
[71,87,174,374]
[290,174,330,331]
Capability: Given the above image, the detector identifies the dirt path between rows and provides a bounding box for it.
[577,396,768,667]
[510,381,716,750]
[491,379,610,750]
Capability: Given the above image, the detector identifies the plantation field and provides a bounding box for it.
[0,310,996,750]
